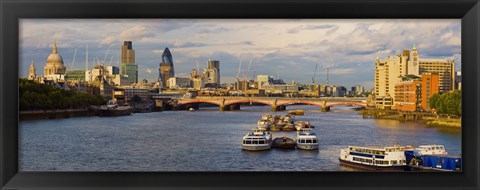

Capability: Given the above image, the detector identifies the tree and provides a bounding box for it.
[19,79,107,111]
[429,90,462,116]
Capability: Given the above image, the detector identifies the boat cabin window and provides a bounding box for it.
[306,139,312,143]
[312,139,317,143]
[391,160,398,165]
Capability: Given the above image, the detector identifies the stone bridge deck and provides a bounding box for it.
[176,96,367,111]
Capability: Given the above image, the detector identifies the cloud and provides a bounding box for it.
[19,19,461,90]
[198,27,231,33]
[287,24,337,33]
[119,25,154,41]
[100,36,116,45]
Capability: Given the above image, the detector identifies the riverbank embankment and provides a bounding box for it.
[20,109,98,120]
[362,108,461,128]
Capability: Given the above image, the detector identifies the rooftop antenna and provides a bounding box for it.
[311,64,317,84]
[326,68,329,85]
[277,72,279,80]
[70,48,78,70]
[196,60,200,76]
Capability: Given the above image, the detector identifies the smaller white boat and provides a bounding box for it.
[295,121,305,131]
[295,121,314,131]
[189,108,195,111]
[414,145,448,155]
[296,128,319,150]
[284,114,295,124]
[257,120,271,130]
[261,113,271,121]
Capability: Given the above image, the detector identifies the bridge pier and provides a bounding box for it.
[271,105,286,112]
[321,106,330,112]
[219,104,241,111]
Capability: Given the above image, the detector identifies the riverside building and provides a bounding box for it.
[374,45,454,109]
[394,74,439,111]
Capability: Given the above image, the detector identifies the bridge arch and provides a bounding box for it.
[325,102,367,108]
[223,99,273,107]
[276,100,324,107]
[177,99,222,106]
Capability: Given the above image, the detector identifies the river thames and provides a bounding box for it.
[19,105,461,171]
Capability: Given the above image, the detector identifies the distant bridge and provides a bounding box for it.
[176,96,367,111]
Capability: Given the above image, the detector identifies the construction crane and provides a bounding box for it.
[236,57,243,81]
[242,58,253,91]
[109,55,114,65]
[69,48,78,70]
[103,45,112,64]
[243,58,253,81]
[311,64,317,84]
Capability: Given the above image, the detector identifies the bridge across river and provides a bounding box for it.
[176,96,367,111]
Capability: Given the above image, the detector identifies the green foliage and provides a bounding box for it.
[19,79,106,110]
[429,90,462,116]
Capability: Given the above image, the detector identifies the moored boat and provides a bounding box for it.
[404,144,460,171]
[283,114,295,124]
[272,136,296,149]
[282,123,295,131]
[242,129,272,151]
[98,100,132,117]
[257,120,272,130]
[261,113,271,121]
[287,109,304,115]
[296,128,319,150]
[295,121,314,131]
[270,124,282,131]
[339,145,407,171]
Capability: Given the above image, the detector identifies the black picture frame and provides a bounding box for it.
[1,0,479,189]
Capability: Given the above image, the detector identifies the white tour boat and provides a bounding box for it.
[339,145,407,171]
[296,128,319,150]
[242,129,272,151]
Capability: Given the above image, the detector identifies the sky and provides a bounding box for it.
[19,19,461,90]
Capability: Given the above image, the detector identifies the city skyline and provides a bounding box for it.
[19,19,461,89]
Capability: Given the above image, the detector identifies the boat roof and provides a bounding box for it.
[348,145,404,151]
[418,144,444,148]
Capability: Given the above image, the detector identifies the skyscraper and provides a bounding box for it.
[159,47,175,88]
[203,60,220,87]
[120,41,138,84]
